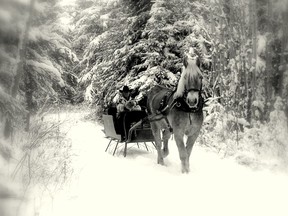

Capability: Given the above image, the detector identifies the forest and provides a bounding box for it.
[0,0,287,215]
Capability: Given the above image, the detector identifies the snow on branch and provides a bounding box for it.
[0,85,25,116]
[26,59,64,87]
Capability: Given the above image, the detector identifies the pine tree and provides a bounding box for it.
[0,0,32,137]
[74,0,212,116]
[0,0,79,136]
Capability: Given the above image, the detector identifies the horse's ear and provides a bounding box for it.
[183,55,188,68]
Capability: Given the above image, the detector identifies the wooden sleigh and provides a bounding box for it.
[103,110,156,157]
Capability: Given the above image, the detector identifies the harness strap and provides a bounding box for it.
[148,87,203,132]
[164,117,173,133]
[175,94,204,113]
[148,99,177,133]
[186,88,201,93]
[162,101,177,133]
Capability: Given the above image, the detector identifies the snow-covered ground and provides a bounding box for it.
[26,113,288,216]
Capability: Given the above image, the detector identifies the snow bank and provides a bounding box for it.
[33,114,288,216]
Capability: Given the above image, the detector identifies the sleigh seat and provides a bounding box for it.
[102,110,155,157]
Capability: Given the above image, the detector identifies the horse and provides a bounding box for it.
[147,55,204,173]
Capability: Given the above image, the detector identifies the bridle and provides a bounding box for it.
[183,77,203,99]
[177,80,203,113]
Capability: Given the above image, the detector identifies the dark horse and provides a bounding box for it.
[147,55,204,173]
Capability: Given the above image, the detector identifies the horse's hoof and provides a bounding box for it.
[181,166,190,174]
[157,159,164,166]
[161,150,169,158]
[181,169,189,174]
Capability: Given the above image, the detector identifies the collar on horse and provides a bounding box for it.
[158,85,204,114]
[148,87,204,132]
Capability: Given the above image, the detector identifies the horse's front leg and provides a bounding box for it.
[151,124,164,165]
[174,133,189,173]
[184,129,201,173]
[186,113,203,169]
[186,126,202,161]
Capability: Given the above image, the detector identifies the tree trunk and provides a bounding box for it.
[280,9,288,97]
[280,8,288,123]
[263,0,273,121]
[210,1,217,93]
[247,0,257,124]
[4,0,36,138]
[24,70,35,131]
[251,0,257,101]
[219,11,226,105]
[11,0,36,97]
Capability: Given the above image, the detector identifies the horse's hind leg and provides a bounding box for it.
[151,124,164,165]
[162,139,169,158]
[162,129,171,158]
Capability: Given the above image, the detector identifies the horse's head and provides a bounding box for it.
[174,55,203,109]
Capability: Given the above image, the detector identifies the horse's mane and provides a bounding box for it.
[174,58,202,98]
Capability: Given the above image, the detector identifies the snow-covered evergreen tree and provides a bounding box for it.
[74,0,212,113]
[26,0,78,106]
[0,0,31,136]
[0,0,79,135]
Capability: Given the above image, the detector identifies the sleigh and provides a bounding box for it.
[103,109,156,157]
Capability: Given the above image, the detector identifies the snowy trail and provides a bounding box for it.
[37,117,288,216]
